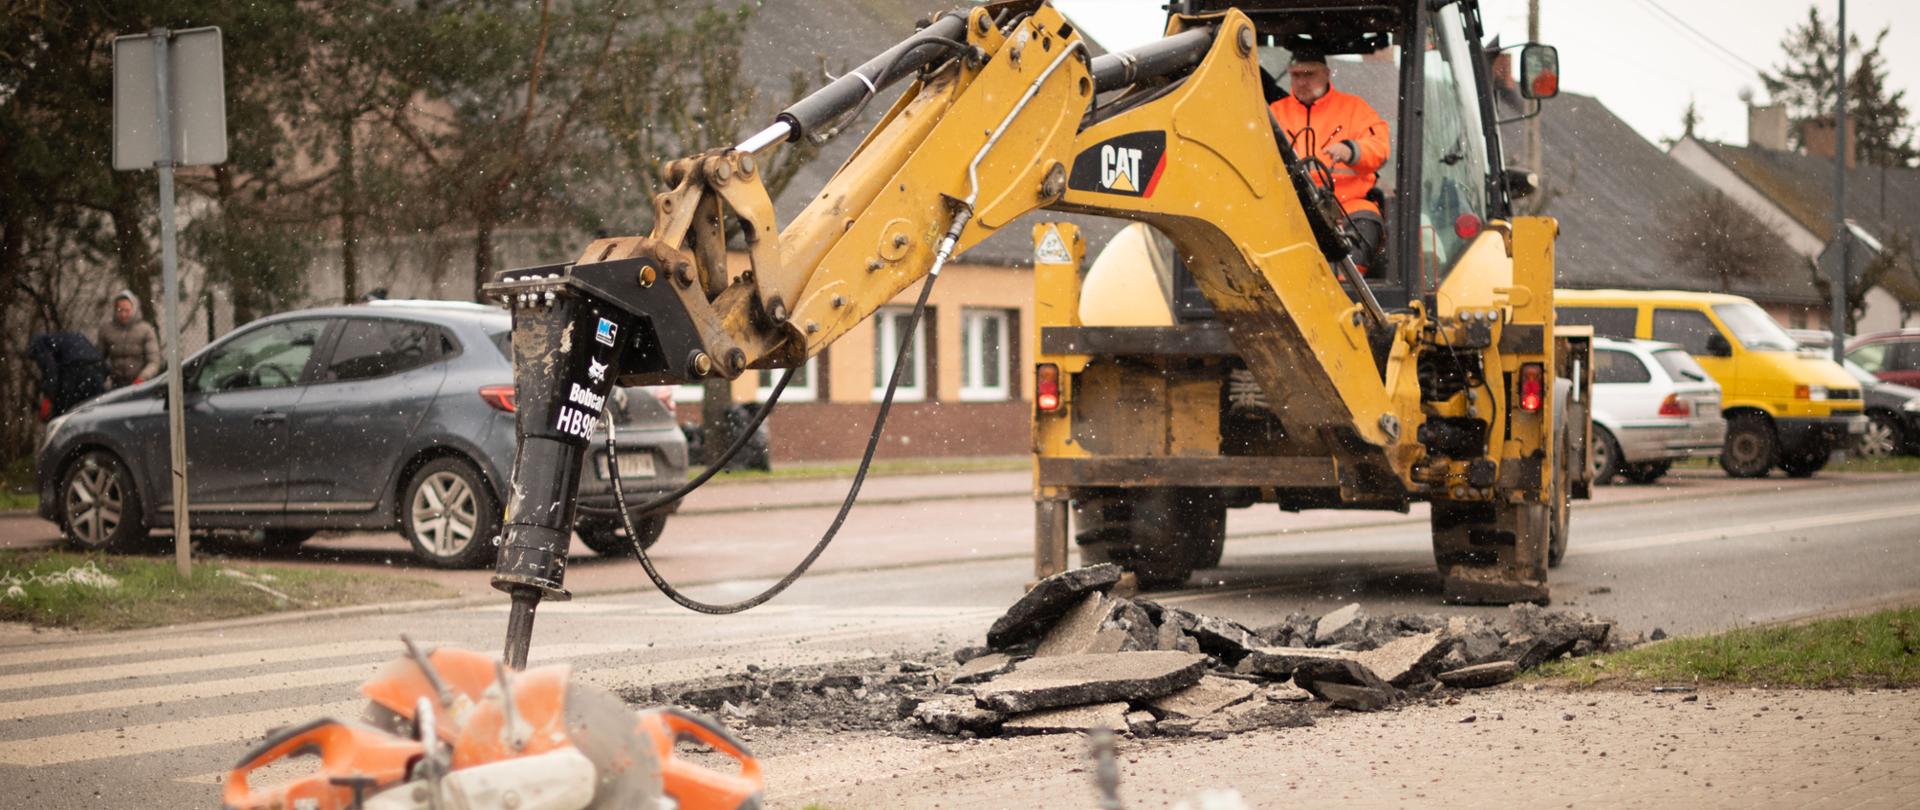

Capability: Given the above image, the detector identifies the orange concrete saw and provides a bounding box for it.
[223,641,762,810]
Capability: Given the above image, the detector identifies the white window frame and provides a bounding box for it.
[959,308,1012,402]
[871,306,927,403]
[758,355,819,403]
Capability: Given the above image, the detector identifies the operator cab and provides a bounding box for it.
[1150,0,1555,317]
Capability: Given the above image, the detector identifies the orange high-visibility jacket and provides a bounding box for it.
[1270,86,1390,216]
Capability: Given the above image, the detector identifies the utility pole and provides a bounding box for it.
[1526,0,1543,175]
[1830,0,1848,362]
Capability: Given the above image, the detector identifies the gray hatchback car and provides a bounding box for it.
[35,300,688,567]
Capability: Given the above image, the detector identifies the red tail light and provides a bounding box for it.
[1657,393,1690,417]
[1518,363,1544,412]
[479,385,517,413]
[1036,364,1061,412]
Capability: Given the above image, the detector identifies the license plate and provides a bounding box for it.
[596,452,656,480]
[1697,403,1719,419]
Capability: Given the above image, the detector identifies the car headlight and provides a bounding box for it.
[1794,384,1828,401]
[1905,397,1920,413]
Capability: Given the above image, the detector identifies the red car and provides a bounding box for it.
[1846,329,1920,388]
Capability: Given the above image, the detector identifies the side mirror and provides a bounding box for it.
[1705,333,1733,358]
[1505,167,1539,199]
[1519,44,1559,100]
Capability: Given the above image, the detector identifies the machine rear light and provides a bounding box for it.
[1518,363,1544,412]
[1657,393,1690,416]
[479,385,517,413]
[1454,213,1482,239]
[1036,364,1061,412]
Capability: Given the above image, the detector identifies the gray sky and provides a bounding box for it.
[1054,0,1920,149]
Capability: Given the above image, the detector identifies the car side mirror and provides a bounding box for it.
[1705,333,1733,357]
[1520,44,1559,100]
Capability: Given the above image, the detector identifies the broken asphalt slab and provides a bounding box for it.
[1149,676,1260,719]
[973,651,1209,714]
[985,564,1123,649]
[1001,701,1131,735]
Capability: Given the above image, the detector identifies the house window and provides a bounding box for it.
[758,355,819,403]
[872,306,927,402]
[959,309,1011,401]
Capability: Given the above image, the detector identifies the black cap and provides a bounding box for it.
[1290,47,1328,66]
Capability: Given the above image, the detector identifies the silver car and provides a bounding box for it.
[35,300,688,567]
[1589,338,1725,485]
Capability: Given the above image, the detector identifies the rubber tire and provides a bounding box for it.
[260,529,317,550]
[1779,449,1828,478]
[1074,488,1227,589]
[1719,413,1777,478]
[1590,427,1622,486]
[400,456,502,569]
[1548,422,1573,569]
[576,515,667,557]
[1856,411,1904,458]
[1622,461,1671,485]
[58,450,148,552]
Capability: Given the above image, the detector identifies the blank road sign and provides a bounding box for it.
[113,27,227,170]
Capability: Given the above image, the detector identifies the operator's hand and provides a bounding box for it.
[1319,141,1356,167]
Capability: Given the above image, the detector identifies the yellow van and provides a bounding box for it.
[1555,290,1864,478]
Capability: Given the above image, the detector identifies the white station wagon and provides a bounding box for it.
[1589,338,1727,485]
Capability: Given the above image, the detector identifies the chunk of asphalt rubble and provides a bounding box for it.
[912,696,1004,735]
[1001,702,1131,736]
[985,564,1124,650]
[1355,630,1447,687]
[1125,710,1158,737]
[972,651,1209,714]
[1313,603,1369,646]
[953,653,1019,684]
[1192,700,1315,735]
[1311,682,1396,712]
[1149,676,1260,719]
[1035,594,1134,658]
[1186,614,1262,663]
[1436,660,1519,689]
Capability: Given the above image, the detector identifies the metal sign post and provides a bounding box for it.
[113,27,226,578]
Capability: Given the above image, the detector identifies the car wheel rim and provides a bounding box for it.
[1858,420,1896,458]
[65,458,122,546]
[1590,439,1612,479]
[412,471,478,557]
[1728,432,1763,466]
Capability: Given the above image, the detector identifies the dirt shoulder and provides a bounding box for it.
[749,686,1919,809]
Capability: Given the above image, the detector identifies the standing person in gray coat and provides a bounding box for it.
[98,289,161,388]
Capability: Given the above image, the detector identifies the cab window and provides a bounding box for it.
[193,320,326,392]
[1417,3,1492,273]
[1557,306,1637,340]
[1593,349,1650,384]
[1651,309,1723,356]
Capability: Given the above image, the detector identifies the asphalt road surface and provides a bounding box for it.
[0,469,1915,807]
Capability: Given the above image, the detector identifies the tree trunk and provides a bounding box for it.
[338,116,360,303]
[109,173,157,323]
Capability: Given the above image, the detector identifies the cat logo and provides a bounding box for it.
[1101,145,1144,192]
[1068,131,1167,198]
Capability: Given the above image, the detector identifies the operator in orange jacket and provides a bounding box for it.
[1270,50,1390,277]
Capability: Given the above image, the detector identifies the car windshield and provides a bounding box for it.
[1709,302,1798,352]
[1652,348,1709,383]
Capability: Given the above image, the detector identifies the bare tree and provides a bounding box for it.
[1666,188,1778,294]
